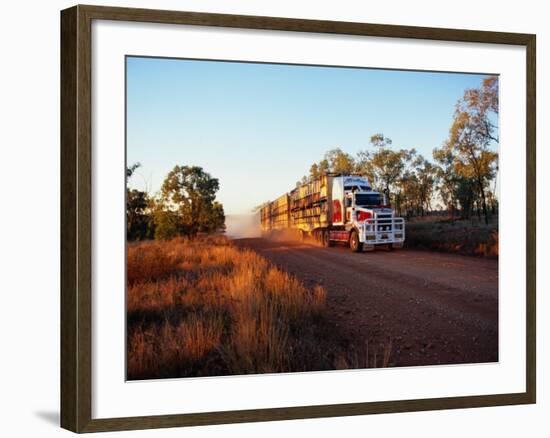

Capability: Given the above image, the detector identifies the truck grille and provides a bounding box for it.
[376,214,393,231]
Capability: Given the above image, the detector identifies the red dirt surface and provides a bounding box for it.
[234,238,498,367]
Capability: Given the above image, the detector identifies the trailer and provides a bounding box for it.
[260,174,405,252]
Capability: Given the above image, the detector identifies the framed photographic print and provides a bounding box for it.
[60,4,536,433]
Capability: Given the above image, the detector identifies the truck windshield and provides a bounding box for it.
[355,193,382,206]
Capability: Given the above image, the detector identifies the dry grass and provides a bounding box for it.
[127,235,355,380]
[405,216,498,258]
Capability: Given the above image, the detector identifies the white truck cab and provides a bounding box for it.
[332,176,405,252]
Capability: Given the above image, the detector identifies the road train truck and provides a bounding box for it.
[260,174,405,252]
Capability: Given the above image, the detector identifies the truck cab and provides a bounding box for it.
[333,176,405,251]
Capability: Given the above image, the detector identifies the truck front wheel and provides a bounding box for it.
[321,230,330,247]
[350,230,363,252]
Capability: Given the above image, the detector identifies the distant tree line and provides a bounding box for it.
[302,76,499,224]
[127,164,225,241]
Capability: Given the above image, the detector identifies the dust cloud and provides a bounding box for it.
[224,213,304,243]
[224,213,261,239]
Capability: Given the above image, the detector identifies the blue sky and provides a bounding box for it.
[126,56,493,215]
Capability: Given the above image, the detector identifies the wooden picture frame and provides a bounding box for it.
[60,4,536,433]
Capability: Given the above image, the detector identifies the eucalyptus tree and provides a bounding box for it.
[154,165,225,239]
[356,134,409,206]
[442,76,499,224]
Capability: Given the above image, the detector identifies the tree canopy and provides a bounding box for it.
[126,163,152,240]
[433,75,499,223]
[308,148,356,179]
[126,164,225,241]
[154,165,225,239]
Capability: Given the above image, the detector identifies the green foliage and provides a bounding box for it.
[199,201,226,233]
[356,134,410,200]
[126,163,154,240]
[433,75,499,222]
[127,188,151,240]
[155,165,225,237]
[398,154,436,217]
[126,162,141,182]
[308,148,355,178]
[153,208,179,241]
[126,163,225,241]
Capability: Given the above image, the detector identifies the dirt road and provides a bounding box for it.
[234,238,498,367]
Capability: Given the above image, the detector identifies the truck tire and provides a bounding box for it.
[350,230,363,252]
[321,230,330,247]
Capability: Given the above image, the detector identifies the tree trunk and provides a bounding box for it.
[479,184,489,225]
[468,146,489,226]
